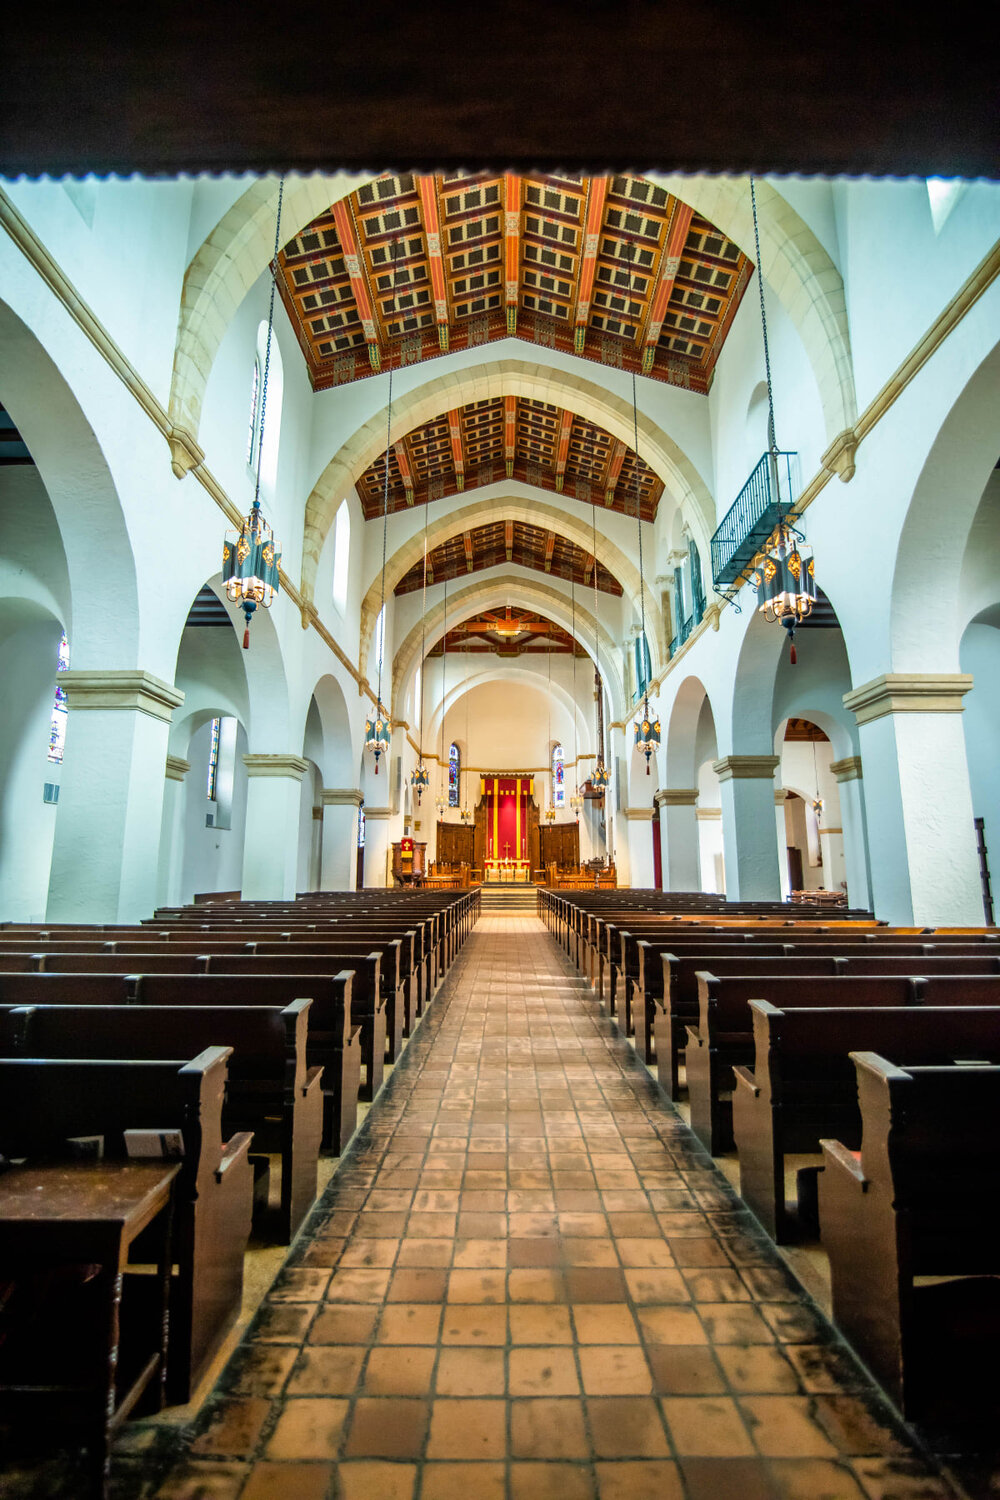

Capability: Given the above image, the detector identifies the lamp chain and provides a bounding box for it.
[375,237,399,712]
[254,175,285,507]
[627,240,649,700]
[750,177,779,459]
[418,504,428,762]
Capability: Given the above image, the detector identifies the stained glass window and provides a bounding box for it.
[552,743,565,807]
[47,633,69,764]
[448,743,460,807]
[206,717,221,800]
[357,802,366,848]
[246,355,261,465]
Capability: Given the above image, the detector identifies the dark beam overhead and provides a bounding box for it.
[2,5,997,180]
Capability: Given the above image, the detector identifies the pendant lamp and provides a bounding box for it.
[364,239,400,772]
[410,509,431,804]
[590,486,610,792]
[625,242,660,774]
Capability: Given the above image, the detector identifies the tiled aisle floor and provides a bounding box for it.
[136,916,960,1500]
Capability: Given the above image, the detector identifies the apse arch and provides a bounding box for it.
[423,661,591,764]
[301,360,717,602]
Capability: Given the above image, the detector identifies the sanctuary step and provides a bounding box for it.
[479,881,538,913]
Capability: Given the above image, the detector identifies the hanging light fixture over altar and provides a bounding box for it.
[223,178,284,650]
[410,509,431,804]
[623,239,660,775]
[364,238,400,775]
[745,176,818,667]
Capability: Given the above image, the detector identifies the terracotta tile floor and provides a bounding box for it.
[36,916,977,1498]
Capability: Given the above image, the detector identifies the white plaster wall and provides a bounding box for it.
[961,621,1000,912]
[180,718,249,900]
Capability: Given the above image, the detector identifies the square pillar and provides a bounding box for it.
[774,789,791,899]
[713,755,782,901]
[843,674,980,925]
[830,756,872,912]
[321,788,363,890]
[241,754,308,900]
[624,806,655,888]
[658,788,700,892]
[47,670,184,922]
[157,755,190,908]
[362,806,393,888]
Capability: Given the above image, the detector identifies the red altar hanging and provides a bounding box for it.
[483,775,532,862]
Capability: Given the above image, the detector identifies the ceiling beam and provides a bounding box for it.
[415,175,450,351]
[573,177,609,355]
[447,408,465,491]
[544,532,556,572]
[504,395,517,479]
[330,200,381,370]
[583,552,596,586]
[505,520,514,561]
[553,408,574,493]
[393,440,415,505]
[504,174,521,335]
[641,201,695,373]
[464,531,474,572]
[603,439,628,506]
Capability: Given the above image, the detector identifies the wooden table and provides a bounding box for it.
[0,1159,180,1499]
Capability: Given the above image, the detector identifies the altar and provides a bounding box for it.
[484,859,530,883]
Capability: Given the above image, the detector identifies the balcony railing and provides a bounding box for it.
[668,614,695,659]
[710,451,796,594]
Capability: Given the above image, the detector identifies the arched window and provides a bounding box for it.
[357,802,366,848]
[47,632,69,763]
[246,320,283,492]
[206,717,221,800]
[332,500,351,613]
[552,743,565,807]
[413,664,422,721]
[448,743,460,807]
[373,604,386,675]
[632,633,652,701]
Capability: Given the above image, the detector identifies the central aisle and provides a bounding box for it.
[152,915,956,1500]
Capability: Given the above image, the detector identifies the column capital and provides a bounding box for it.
[696,807,722,820]
[321,787,364,807]
[362,806,393,820]
[843,673,973,726]
[61,669,184,723]
[165,755,190,782]
[623,806,655,821]
[830,755,864,783]
[243,753,309,780]
[656,788,698,806]
[774,788,791,804]
[712,755,780,782]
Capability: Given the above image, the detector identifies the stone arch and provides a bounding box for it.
[301,672,355,785]
[391,573,628,723]
[891,338,1000,670]
[665,674,715,790]
[423,662,589,766]
[168,173,366,446]
[302,359,716,602]
[0,298,140,668]
[648,174,857,447]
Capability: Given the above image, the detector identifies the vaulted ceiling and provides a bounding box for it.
[357,396,663,522]
[277,173,752,397]
[394,520,622,597]
[427,607,587,657]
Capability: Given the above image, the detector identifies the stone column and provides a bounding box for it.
[696,807,725,894]
[624,806,655,888]
[842,674,980,925]
[47,670,184,922]
[774,788,791,899]
[658,788,700,892]
[362,806,393,888]
[157,755,190,908]
[712,755,782,901]
[829,756,872,912]
[241,754,308,900]
[321,788,363,890]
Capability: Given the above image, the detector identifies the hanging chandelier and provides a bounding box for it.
[460,638,471,822]
[435,578,449,814]
[590,479,610,792]
[746,176,817,666]
[625,240,660,775]
[223,178,284,650]
[569,580,583,817]
[364,239,399,774]
[410,509,430,804]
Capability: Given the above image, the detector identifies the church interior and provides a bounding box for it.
[2,13,1000,1500]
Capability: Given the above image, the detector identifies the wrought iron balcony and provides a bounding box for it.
[668,613,695,659]
[710,451,796,596]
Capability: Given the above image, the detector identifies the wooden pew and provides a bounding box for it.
[819,1053,1000,1415]
[654,947,1000,1098]
[3,1001,322,1243]
[686,971,1000,1155]
[733,1001,1000,1241]
[0,1048,253,1403]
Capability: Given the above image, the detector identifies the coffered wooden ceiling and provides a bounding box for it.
[395,520,622,598]
[357,397,663,523]
[428,607,586,657]
[277,174,751,397]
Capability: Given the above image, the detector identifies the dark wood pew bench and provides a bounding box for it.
[689,970,1000,1155]
[0,1047,253,1405]
[819,1052,1000,1416]
[733,1001,1000,1242]
[3,1001,321,1243]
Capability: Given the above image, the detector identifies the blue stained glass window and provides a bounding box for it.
[552,743,565,807]
[47,633,69,764]
[206,718,221,800]
[448,743,460,807]
[357,802,366,848]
